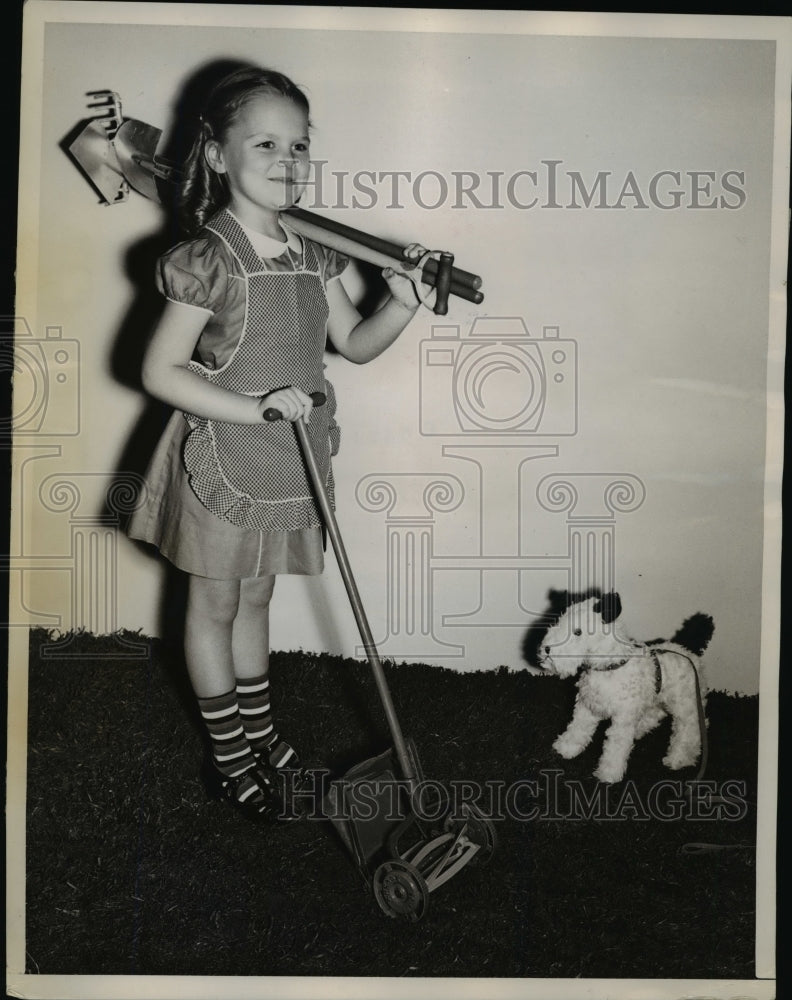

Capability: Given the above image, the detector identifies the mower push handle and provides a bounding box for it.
[262,386,418,788]
[262,390,326,422]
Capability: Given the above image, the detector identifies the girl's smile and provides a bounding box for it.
[205,93,311,237]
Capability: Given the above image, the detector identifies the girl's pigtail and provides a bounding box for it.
[178,120,228,236]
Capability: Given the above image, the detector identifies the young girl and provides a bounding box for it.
[128,66,425,823]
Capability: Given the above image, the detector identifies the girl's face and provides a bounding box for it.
[205,92,311,232]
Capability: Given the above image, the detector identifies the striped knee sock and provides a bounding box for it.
[236,675,298,768]
[235,674,277,753]
[197,690,269,808]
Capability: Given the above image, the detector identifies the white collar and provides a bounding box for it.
[228,210,302,259]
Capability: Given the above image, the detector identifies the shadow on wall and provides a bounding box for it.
[87,59,264,644]
[68,58,387,649]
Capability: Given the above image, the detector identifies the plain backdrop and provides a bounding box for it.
[15,13,784,694]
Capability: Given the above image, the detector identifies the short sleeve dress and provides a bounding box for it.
[127,208,348,580]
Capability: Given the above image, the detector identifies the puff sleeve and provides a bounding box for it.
[155,236,231,315]
[319,244,349,285]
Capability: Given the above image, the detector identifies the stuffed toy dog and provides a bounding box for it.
[538,592,713,783]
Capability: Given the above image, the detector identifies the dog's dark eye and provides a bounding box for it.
[573,628,582,636]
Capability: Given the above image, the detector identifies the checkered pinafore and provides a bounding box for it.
[182,209,337,531]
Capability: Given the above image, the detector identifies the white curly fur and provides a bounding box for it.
[538,594,710,784]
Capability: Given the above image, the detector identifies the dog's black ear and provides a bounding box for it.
[593,592,622,624]
[548,589,570,613]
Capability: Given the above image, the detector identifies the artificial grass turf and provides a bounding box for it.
[23,629,758,979]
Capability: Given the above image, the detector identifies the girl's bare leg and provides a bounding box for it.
[231,576,285,759]
[232,576,276,681]
[184,575,241,697]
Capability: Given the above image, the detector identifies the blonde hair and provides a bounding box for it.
[178,66,310,234]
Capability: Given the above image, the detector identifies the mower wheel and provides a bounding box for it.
[443,802,497,866]
[372,859,429,921]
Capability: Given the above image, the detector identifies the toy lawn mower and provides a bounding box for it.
[265,395,497,921]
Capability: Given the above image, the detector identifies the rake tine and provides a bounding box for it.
[84,90,123,136]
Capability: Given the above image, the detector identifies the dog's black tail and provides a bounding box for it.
[670,613,715,656]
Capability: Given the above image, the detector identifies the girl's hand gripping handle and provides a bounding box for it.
[386,245,455,316]
[262,391,327,422]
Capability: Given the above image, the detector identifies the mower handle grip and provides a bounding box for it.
[262,390,326,422]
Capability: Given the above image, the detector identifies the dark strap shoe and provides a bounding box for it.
[203,758,284,825]
[256,741,325,820]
